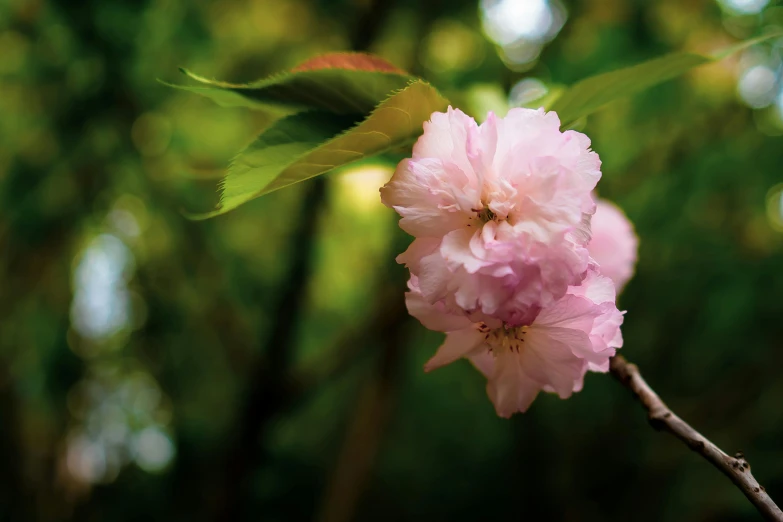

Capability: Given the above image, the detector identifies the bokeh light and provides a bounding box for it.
[65,369,174,484]
[481,0,553,44]
[509,77,549,107]
[5,0,783,519]
[480,0,566,69]
[776,83,783,119]
[718,0,770,15]
[766,183,783,231]
[334,164,393,213]
[133,426,176,473]
[737,64,778,108]
[717,0,783,133]
[422,20,485,73]
[66,434,108,484]
[71,234,134,342]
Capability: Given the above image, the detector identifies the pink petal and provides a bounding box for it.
[587,199,639,293]
[396,238,439,272]
[413,107,477,180]
[441,228,486,274]
[406,289,473,333]
[424,329,485,372]
[524,329,588,398]
[487,349,540,417]
[468,350,494,378]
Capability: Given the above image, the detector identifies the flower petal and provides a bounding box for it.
[468,350,494,378]
[424,329,485,372]
[588,199,639,293]
[487,349,540,417]
[406,289,473,333]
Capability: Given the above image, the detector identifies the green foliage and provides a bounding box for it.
[177,35,780,219]
[550,33,782,126]
[5,0,783,521]
[171,65,411,114]
[171,53,448,217]
[172,55,445,218]
[203,81,448,217]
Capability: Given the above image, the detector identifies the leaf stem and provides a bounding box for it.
[609,355,783,521]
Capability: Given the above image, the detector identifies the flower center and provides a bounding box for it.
[475,206,496,223]
[477,323,529,355]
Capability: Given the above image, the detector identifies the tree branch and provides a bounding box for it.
[609,355,783,521]
[215,2,399,519]
[217,177,328,521]
[314,293,407,522]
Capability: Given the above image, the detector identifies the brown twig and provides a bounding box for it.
[609,355,783,521]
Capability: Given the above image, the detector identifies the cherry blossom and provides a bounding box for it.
[588,199,639,293]
[407,270,623,417]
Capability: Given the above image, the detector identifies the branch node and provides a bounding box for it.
[609,356,783,521]
[648,416,667,431]
[648,408,671,431]
[687,439,705,451]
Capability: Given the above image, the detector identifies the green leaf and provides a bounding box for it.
[192,80,449,218]
[550,32,783,126]
[166,52,413,115]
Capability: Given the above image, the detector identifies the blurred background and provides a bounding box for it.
[2,0,783,520]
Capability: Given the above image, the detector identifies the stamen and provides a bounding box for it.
[484,324,530,356]
[476,207,496,223]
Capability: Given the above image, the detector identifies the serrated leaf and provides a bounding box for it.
[192,81,449,218]
[167,52,413,114]
[550,32,783,126]
[291,53,406,74]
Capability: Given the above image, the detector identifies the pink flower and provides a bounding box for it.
[407,270,624,418]
[399,228,590,326]
[588,199,638,293]
[381,107,600,239]
[382,107,602,321]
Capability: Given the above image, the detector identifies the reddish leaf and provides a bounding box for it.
[291,52,407,75]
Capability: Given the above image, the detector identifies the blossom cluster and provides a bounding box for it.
[381,107,638,417]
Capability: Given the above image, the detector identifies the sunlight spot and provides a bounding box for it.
[777,88,783,120]
[481,0,553,44]
[108,208,141,238]
[71,234,134,341]
[133,426,175,473]
[335,164,393,212]
[66,435,107,484]
[737,64,777,108]
[766,184,783,231]
[718,0,769,15]
[510,78,549,107]
[481,0,567,68]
